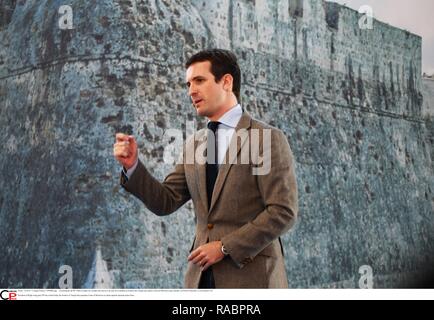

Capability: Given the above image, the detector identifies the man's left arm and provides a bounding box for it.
[220,128,298,268]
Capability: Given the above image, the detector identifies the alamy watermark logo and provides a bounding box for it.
[162,120,272,175]
[358,265,374,289]
[358,5,373,30]
[59,265,73,289]
[58,5,73,30]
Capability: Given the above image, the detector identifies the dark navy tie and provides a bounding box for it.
[206,121,220,209]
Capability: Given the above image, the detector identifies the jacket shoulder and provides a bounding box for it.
[250,117,284,134]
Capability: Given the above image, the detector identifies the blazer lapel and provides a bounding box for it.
[209,111,252,213]
[194,129,209,212]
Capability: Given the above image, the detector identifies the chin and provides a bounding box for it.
[196,108,208,117]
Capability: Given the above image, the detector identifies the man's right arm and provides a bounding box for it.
[121,158,191,216]
[114,133,191,216]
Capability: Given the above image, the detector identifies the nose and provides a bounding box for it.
[189,83,197,97]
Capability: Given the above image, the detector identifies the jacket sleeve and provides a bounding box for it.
[221,129,298,268]
[120,156,191,216]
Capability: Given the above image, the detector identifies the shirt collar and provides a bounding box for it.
[208,104,243,129]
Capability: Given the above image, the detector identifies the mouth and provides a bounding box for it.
[193,99,204,107]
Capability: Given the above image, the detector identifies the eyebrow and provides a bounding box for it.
[186,76,206,86]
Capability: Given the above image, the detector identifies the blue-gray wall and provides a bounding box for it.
[0,0,433,288]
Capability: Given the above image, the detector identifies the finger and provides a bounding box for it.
[197,256,208,268]
[191,253,204,264]
[113,142,129,149]
[127,135,136,145]
[113,147,129,158]
[114,152,129,159]
[113,144,129,153]
[114,143,131,150]
[191,253,206,265]
[116,133,129,140]
[188,249,200,261]
[201,260,212,272]
[116,133,130,142]
[201,257,209,266]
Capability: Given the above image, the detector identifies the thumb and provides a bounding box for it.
[128,135,136,144]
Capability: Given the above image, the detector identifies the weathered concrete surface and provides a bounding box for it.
[422,78,434,118]
[0,0,433,288]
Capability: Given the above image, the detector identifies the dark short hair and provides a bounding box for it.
[185,49,241,101]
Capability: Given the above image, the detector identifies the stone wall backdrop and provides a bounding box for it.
[0,0,433,288]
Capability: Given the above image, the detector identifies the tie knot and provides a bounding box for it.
[207,121,220,133]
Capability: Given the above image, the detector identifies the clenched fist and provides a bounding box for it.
[113,133,138,170]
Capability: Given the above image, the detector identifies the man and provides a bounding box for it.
[113,49,298,288]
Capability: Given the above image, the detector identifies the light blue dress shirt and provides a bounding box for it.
[123,104,243,178]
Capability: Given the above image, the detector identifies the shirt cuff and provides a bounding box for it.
[122,159,138,179]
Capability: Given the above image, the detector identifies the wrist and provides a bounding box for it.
[123,158,137,171]
[123,158,139,176]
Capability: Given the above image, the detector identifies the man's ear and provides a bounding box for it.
[223,74,233,92]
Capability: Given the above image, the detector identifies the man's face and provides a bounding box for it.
[186,61,227,118]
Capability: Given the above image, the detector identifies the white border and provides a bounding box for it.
[1,289,433,300]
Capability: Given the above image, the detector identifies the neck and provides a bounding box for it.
[208,97,238,121]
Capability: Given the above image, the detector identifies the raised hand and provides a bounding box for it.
[113,133,138,170]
